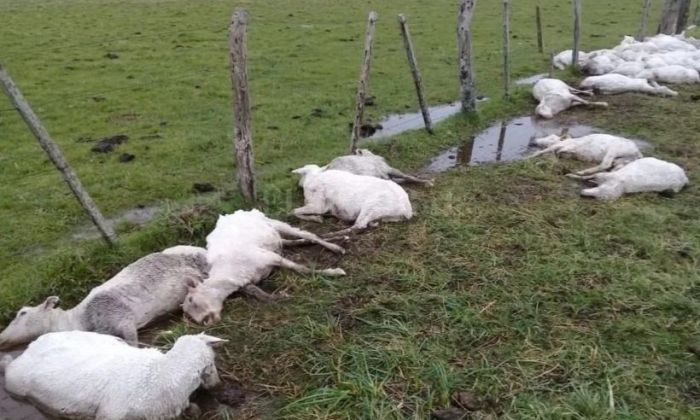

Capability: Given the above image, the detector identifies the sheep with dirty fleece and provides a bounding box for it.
[532,78,608,119]
[2,331,225,419]
[529,133,643,176]
[291,165,413,237]
[0,246,207,349]
[567,157,688,200]
[580,74,678,97]
[182,209,346,325]
[326,149,433,186]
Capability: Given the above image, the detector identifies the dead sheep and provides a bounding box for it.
[326,149,433,186]
[2,331,225,419]
[580,74,678,97]
[533,78,608,119]
[568,157,689,200]
[0,246,207,348]
[182,210,346,325]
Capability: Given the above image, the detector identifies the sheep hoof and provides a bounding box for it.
[325,268,347,277]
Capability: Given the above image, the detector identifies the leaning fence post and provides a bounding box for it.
[458,0,477,113]
[638,0,653,40]
[229,9,257,202]
[536,5,544,53]
[398,14,433,134]
[572,0,582,68]
[502,0,511,97]
[0,64,117,246]
[350,11,378,153]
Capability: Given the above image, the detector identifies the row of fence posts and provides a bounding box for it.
[1,0,697,246]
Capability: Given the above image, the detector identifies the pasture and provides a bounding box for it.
[0,0,698,418]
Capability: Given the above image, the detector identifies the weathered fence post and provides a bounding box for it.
[659,0,690,34]
[694,1,700,25]
[677,0,691,31]
[229,9,257,202]
[536,6,544,53]
[638,0,653,40]
[0,64,117,245]
[572,0,582,68]
[502,0,511,97]
[458,0,477,113]
[350,11,378,153]
[398,14,433,134]
[549,51,555,77]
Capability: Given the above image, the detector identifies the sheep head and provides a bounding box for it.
[0,296,60,350]
[291,164,323,186]
[182,282,223,326]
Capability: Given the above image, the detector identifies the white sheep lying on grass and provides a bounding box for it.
[567,157,688,200]
[2,331,225,420]
[182,210,346,325]
[529,133,643,176]
[580,74,678,96]
[326,149,433,186]
[0,246,208,349]
[533,78,608,119]
[637,65,700,84]
[291,165,413,237]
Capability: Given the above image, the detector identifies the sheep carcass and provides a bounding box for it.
[529,133,643,176]
[552,50,590,69]
[182,210,346,325]
[568,157,688,200]
[291,165,412,235]
[0,246,208,348]
[533,78,608,119]
[3,331,225,419]
[580,74,678,96]
[638,65,700,84]
[326,149,433,186]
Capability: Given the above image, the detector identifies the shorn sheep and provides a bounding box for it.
[0,246,207,349]
[326,149,433,186]
[291,165,413,237]
[567,157,688,200]
[2,331,225,419]
[529,133,643,176]
[182,210,346,325]
[533,78,608,119]
[580,74,678,96]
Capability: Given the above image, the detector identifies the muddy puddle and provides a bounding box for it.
[0,349,50,419]
[515,73,548,85]
[366,98,489,140]
[72,205,159,241]
[425,116,650,173]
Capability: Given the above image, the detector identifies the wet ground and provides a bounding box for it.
[365,98,489,140]
[424,115,650,173]
[72,205,159,240]
[0,349,49,420]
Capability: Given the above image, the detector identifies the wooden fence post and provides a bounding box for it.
[229,9,257,202]
[572,0,582,68]
[638,0,653,40]
[549,51,555,77]
[502,0,511,97]
[694,1,700,25]
[350,11,378,153]
[458,0,477,113]
[536,6,544,54]
[398,14,433,134]
[677,0,691,31]
[658,0,689,34]
[0,64,117,245]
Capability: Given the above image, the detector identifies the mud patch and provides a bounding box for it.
[72,205,159,240]
[424,115,651,173]
[91,134,128,153]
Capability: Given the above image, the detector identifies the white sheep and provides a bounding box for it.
[0,246,208,349]
[291,165,413,236]
[326,149,433,186]
[552,50,590,69]
[182,210,346,325]
[2,331,225,419]
[568,157,689,200]
[580,74,678,96]
[638,65,700,84]
[533,78,608,119]
[529,133,643,176]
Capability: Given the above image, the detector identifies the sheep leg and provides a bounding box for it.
[572,95,609,108]
[574,153,616,176]
[569,87,594,96]
[527,143,562,159]
[291,205,325,223]
[269,220,345,254]
[274,255,346,277]
[388,168,434,187]
[241,284,289,302]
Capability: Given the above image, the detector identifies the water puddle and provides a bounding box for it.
[72,205,159,240]
[0,349,50,419]
[424,116,650,173]
[366,98,489,140]
[515,73,548,85]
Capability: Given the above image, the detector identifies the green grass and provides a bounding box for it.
[1,0,699,418]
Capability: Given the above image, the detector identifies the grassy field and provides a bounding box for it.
[1,0,699,418]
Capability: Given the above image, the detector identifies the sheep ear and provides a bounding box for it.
[291,167,305,175]
[199,334,228,348]
[42,296,60,309]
